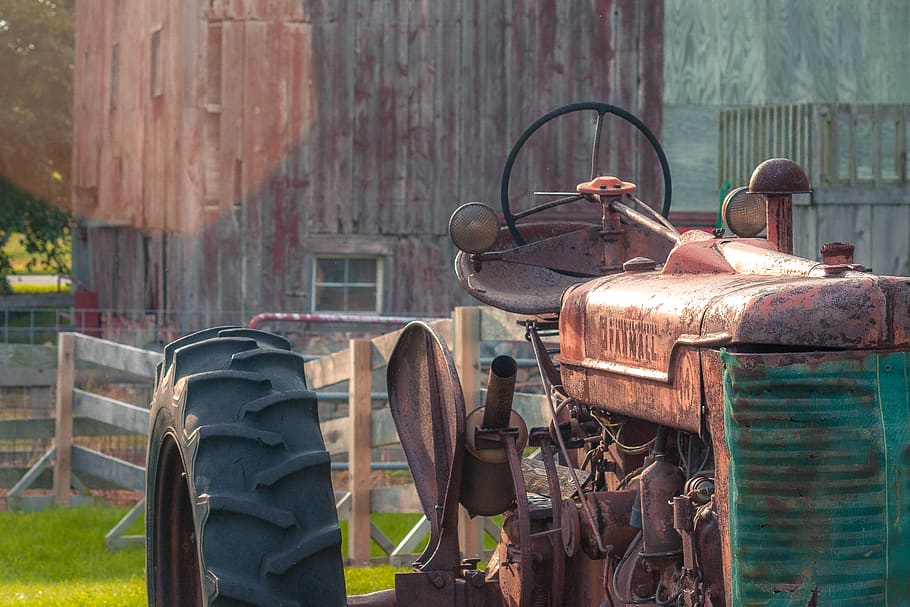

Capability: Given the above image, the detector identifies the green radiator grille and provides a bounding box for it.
[722,351,910,606]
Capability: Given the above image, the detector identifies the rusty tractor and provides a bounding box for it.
[146,102,910,606]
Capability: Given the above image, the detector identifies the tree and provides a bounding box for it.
[0,0,74,293]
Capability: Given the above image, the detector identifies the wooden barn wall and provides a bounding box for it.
[662,0,910,213]
[73,0,665,320]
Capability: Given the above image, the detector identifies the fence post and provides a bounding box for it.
[53,332,75,505]
[349,338,373,565]
[454,306,484,559]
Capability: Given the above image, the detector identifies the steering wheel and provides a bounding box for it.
[500,102,672,245]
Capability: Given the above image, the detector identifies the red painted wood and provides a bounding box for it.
[74,0,665,319]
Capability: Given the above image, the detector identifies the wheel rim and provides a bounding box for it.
[153,434,204,606]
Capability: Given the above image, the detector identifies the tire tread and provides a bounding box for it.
[148,330,345,607]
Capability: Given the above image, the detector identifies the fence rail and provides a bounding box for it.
[719,103,910,191]
[4,306,550,562]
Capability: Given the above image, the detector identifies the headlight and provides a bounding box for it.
[448,202,500,254]
[722,187,766,237]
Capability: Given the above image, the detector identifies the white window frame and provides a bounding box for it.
[311,255,383,314]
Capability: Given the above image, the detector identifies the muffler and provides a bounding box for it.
[460,355,528,516]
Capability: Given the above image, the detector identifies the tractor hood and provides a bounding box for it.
[557,231,910,423]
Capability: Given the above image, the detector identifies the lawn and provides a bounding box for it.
[0,507,416,606]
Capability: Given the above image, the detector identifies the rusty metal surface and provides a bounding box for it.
[387,322,465,571]
[580,489,639,559]
[693,500,724,606]
[455,221,673,315]
[461,409,528,517]
[559,235,910,431]
[495,498,558,607]
[764,195,793,254]
[700,350,734,606]
[480,356,518,429]
[639,459,685,558]
[748,158,810,193]
[247,312,439,330]
[820,241,855,264]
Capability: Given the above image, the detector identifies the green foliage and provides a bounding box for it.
[0,180,72,284]
[0,0,75,293]
[0,0,74,204]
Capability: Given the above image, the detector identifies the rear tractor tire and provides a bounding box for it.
[146,327,347,607]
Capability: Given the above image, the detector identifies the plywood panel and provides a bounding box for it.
[814,204,873,268]
[871,204,910,276]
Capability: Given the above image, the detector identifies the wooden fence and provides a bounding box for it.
[5,306,551,561]
[6,333,158,548]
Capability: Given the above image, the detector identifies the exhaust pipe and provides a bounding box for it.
[460,355,528,517]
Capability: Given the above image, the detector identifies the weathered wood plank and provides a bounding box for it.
[454,305,482,557]
[0,369,55,388]
[53,334,75,505]
[71,445,145,492]
[478,307,530,342]
[239,19,268,312]
[76,2,668,318]
[348,339,372,565]
[370,484,421,514]
[104,497,145,550]
[7,446,55,494]
[73,389,149,435]
[1,466,52,491]
[304,317,451,390]
[72,333,159,378]
[0,417,147,441]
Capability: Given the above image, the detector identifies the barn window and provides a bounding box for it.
[312,256,382,314]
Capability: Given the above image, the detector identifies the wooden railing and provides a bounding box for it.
[301,306,549,564]
[719,103,910,192]
[9,306,550,561]
[6,333,158,548]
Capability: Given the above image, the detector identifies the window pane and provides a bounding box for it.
[346,286,377,312]
[316,258,345,283]
[348,258,377,283]
[314,285,345,311]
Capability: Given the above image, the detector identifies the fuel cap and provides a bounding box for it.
[623,257,658,272]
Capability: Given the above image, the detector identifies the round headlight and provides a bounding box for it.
[448,202,500,254]
[722,187,766,237]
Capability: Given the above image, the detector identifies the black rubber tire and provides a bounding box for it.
[146,326,346,607]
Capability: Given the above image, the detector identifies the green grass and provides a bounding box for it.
[0,507,145,607]
[0,507,423,606]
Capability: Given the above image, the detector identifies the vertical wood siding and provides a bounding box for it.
[663,0,910,214]
[73,0,664,318]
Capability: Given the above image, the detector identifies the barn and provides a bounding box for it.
[72,0,910,340]
[71,0,666,336]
